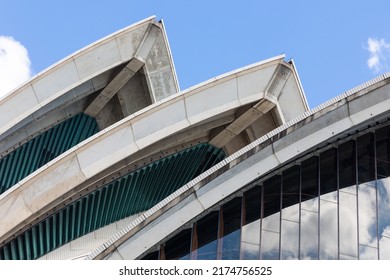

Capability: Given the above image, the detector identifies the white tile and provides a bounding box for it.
[74,39,122,81]
[185,78,240,124]
[0,85,39,134]
[116,24,149,61]
[77,126,139,178]
[237,65,276,104]
[32,60,80,104]
[132,99,189,149]
[22,155,86,212]
[0,190,32,239]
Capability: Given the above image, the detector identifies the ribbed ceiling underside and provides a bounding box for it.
[0,113,99,195]
[0,143,225,260]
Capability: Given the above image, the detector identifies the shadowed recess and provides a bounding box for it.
[0,143,225,260]
[0,113,99,195]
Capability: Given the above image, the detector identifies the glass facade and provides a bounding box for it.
[143,123,390,260]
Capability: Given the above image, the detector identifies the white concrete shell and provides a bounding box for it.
[0,16,314,260]
[0,54,307,251]
[0,16,179,155]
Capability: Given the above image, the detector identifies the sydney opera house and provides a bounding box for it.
[0,16,390,260]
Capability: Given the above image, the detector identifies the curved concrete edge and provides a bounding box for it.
[288,59,309,111]
[0,16,157,135]
[86,72,390,260]
[159,19,180,93]
[0,57,296,244]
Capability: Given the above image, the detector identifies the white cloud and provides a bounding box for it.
[366,37,390,72]
[0,36,32,98]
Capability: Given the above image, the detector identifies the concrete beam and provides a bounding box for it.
[209,99,276,148]
[0,56,308,248]
[265,63,291,98]
[84,23,161,117]
[209,64,291,149]
[84,58,144,117]
[134,23,161,59]
[91,77,390,261]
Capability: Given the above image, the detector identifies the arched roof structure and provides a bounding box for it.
[0,17,309,259]
[88,73,390,260]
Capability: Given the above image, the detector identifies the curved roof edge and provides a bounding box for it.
[0,16,156,103]
[181,54,285,94]
[86,72,390,260]
[288,58,309,111]
[0,16,180,136]
[159,19,180,92]
[0,56,303,245]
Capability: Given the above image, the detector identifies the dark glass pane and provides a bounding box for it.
[241,186,261,260]
[222,197,242,237]
[221,231,241,260]
[338,140,356,189]
[376,125,390,178]
[282,165,300,209]
[357,133,375,183]
[165,229,192,260]
[141,251,159,260]
[195,211,219,259]
[263,176,281,218]
[221,197,242,260]
[244,186,261,225]
[320,148,337,195]
[197,211,219,247]
[301,157,319,202]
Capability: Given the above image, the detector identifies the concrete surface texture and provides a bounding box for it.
[4,16,367,260]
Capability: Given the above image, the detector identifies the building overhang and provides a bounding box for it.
[84,73,390,260]
[0,54,308,250]
[0,16,179,157]
[0,17,310,259]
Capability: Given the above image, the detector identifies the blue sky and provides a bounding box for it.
[1,0,390,108]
